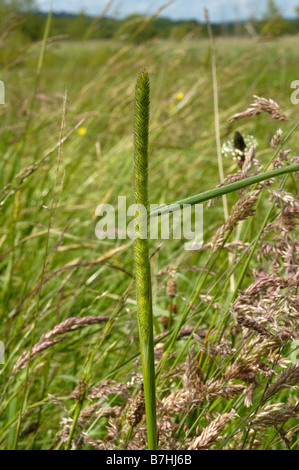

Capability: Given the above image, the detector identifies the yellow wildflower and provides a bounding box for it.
[77,127,87,136]
[174,92,184,101]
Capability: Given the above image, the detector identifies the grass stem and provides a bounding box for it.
[133,69,157,450]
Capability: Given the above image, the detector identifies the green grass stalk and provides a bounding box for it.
[133,69,157,450]
[150,163,299,217]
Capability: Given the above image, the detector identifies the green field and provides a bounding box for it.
[0,20,298,450]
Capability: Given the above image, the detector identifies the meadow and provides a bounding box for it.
[0,16,298,450]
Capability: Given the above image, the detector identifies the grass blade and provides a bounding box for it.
[150,163,299,217]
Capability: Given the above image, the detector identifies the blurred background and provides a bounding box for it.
[2,0,299,43]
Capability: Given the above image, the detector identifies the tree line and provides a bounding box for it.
[1,0,299,43]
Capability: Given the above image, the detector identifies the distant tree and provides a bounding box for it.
[90,17,119,39]
[263,0,280,20]
[67,11,90,39]
[171,22,202,40]
[171,24,191,40]
[260,0,287,37]
[21,13,45,41]
[114,15,157,42]
[0,0,38,65]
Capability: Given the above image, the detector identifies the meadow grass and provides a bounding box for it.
[0,23,298,449]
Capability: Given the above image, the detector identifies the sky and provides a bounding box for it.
[35,0,299,23]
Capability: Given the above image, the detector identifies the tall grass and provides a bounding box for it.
[133,69,157,449]
[0,8,298,450]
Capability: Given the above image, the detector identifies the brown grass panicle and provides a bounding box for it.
[229,95,289,122]
[13,316,109,372]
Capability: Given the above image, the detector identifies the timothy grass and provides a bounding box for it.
[0,12,298,450]
[133,69,157,449]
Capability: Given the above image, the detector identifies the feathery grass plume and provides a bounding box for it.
[161,389,197,413]
[244,384,254,408]
[239,337,282,364]
[198,380,246,402]
[237,314,275,339]
[188,411,236,450]
[61,403,121,444]
[222,337,282,385]
[267,188,299,235]
[242,144,258,175]
[269,189,299,209]
[82,433,103,450]
[126,384,145,428]
[81,405,121,421]
[78,404,99,421]
[229,95,289,122]
[13,316,109,372]
[212,189,261,250]
[264,364,299,400]
[225,190,261,230]
[194,334,235,358]
[250,403,298,430]
[252,95,289,121]
[88,380,129,400]
[63,384,123,450]
[271,129,283,149]
[48,394,68,412]
[133,68,157,449]
[183,347,199,390]
[72,378,87,403]
[161,374,245,414]
[228,107,262,122]
[273,149,291,169]
[211,224,226,251]
[58,418,74,444]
